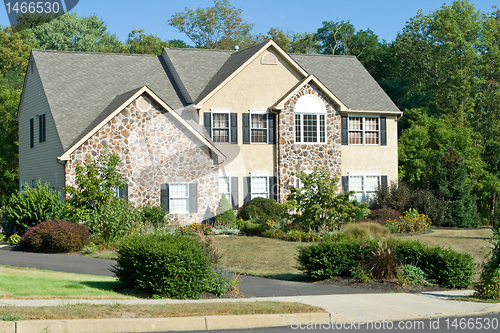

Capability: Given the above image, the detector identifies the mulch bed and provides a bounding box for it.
[314,276,462,293]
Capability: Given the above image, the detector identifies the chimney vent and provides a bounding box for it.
[234,45,240,51]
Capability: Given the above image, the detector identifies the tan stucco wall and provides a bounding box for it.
[18,59,66,193]
[341,115,399,184]
[200,49,303,206]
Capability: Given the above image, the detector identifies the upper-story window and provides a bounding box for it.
[250,110,267,143]
[294,95,326,144]
[39,114,46,143]
[348,117,379,145]
[212,111,230,143]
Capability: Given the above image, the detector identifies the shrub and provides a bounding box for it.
[298,237,475,288]
[297,239,376,279]
[240,218,270,236]
[215,194,238,228]
[113,232,211,299]
[372,181,412,212]
[475,230,500,299]
[342,222,391,239]
[286,168,368,231]
[3,182,63,235]
[366,207,402,225]
[84,198,134,243]
[395,240,475,288]
[0,234,5,242]
[397,264,432,286]
[351,264,372,283]
[385,208,432,233]
[7,233,21,245]
[206,266,240,297]
[19,220,91,253]
[237,197,284,222]
[410,189,447,226]
[134,203,168,229]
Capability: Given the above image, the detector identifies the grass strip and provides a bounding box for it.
[0,302,323,321]
[449,296,500,303]
[0,266,131,299]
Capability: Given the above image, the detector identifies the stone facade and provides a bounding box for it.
[65,93,219,225]
[277,83,342,202]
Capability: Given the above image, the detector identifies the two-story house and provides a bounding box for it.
[17,40,401,225]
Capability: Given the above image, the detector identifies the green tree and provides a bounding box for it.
[168,0,253,50]
[31,13,126,52]
[289,32,319,54]
[126,29,190,54]
[215,194,237,228]
[13,12,63,32]
[286,168,368,231]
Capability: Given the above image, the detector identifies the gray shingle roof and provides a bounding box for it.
[290,54,400,112]
[33,50,184,151]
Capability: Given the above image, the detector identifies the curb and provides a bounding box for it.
[0,313,332,333]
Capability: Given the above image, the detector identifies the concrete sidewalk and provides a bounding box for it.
[1,290,500,332]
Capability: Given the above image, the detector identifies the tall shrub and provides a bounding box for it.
[3,181,62,235]
[215,194,238,228]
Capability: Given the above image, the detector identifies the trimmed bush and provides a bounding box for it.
[240,218,270,236]
[395,240,475,288]
[215,194,238,228]
[113,232,211,299]
[19,220,91,253]
[3,182,63,235]
[237,197,283,222]
[134,203,168,229]
[297,239,375,279]
[297,238,475,288]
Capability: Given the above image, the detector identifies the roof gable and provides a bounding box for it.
[58,86,226,161]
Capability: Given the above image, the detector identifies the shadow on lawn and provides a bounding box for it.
[78,280,148,298]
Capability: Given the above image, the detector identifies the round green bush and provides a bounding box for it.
[19,220,91,253]
[237,197,283,222]
[113,232,211,299]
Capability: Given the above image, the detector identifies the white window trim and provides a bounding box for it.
[169,182,190,213]
[249,110,268,144]
[348,116,380,146]
[250,172,269,199]
[348,172,381,203]
[219,173,231,200]
[294,113,327,144]
[211,109,231,144]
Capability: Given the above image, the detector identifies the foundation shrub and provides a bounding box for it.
[395,240,475,288]
[19,220,91,253]
[113,232,211,299]
[372,182,412,212]
[215,194,238,229]
[237,197,284,223]
[3,182,63,235]
[134,203,168,229]
[297,239,376,279]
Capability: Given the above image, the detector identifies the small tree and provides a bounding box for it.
[215,194,238,228]
[286,168,368,231]
[63,149,132,243]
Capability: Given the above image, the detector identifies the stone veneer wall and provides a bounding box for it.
[277,83,342,202]
[65,94,219,225]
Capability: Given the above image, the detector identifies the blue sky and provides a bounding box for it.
[1,0,498,44]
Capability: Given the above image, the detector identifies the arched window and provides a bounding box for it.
[294,95,326,143]
[261,53,278,65]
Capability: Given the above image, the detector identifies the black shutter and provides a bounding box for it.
[342,176,349,193]
[119,184,128,201]
[161,184,169,212]
[381,175,388,190]
[230,113,238,144]
[203,112,212,139]
[39,114,45,143]
[341,116,348,145]
[242,113,250,144]
[30,118,34,148]
[189,183,198,213]
[269,176,277,200]
[243,177,251,203]
[380,117,387,146]
[231,177,238,209]
[268,113,276,144]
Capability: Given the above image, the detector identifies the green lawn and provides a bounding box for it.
[0,265,130,299]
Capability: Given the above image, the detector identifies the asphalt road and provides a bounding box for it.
[0,245,376,297]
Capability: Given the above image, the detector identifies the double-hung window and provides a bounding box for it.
[349,173,380,203]
[294,95,326,144]
[169,183,189,213]
[250,111,267,143]
[219,175,231,200]
[212,111,230,143]
[251,173,269,199]
[348,117,379,145]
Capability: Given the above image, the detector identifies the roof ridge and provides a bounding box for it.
[164,47,235,53]
[289,52,357,58]
[31,49,158,57]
